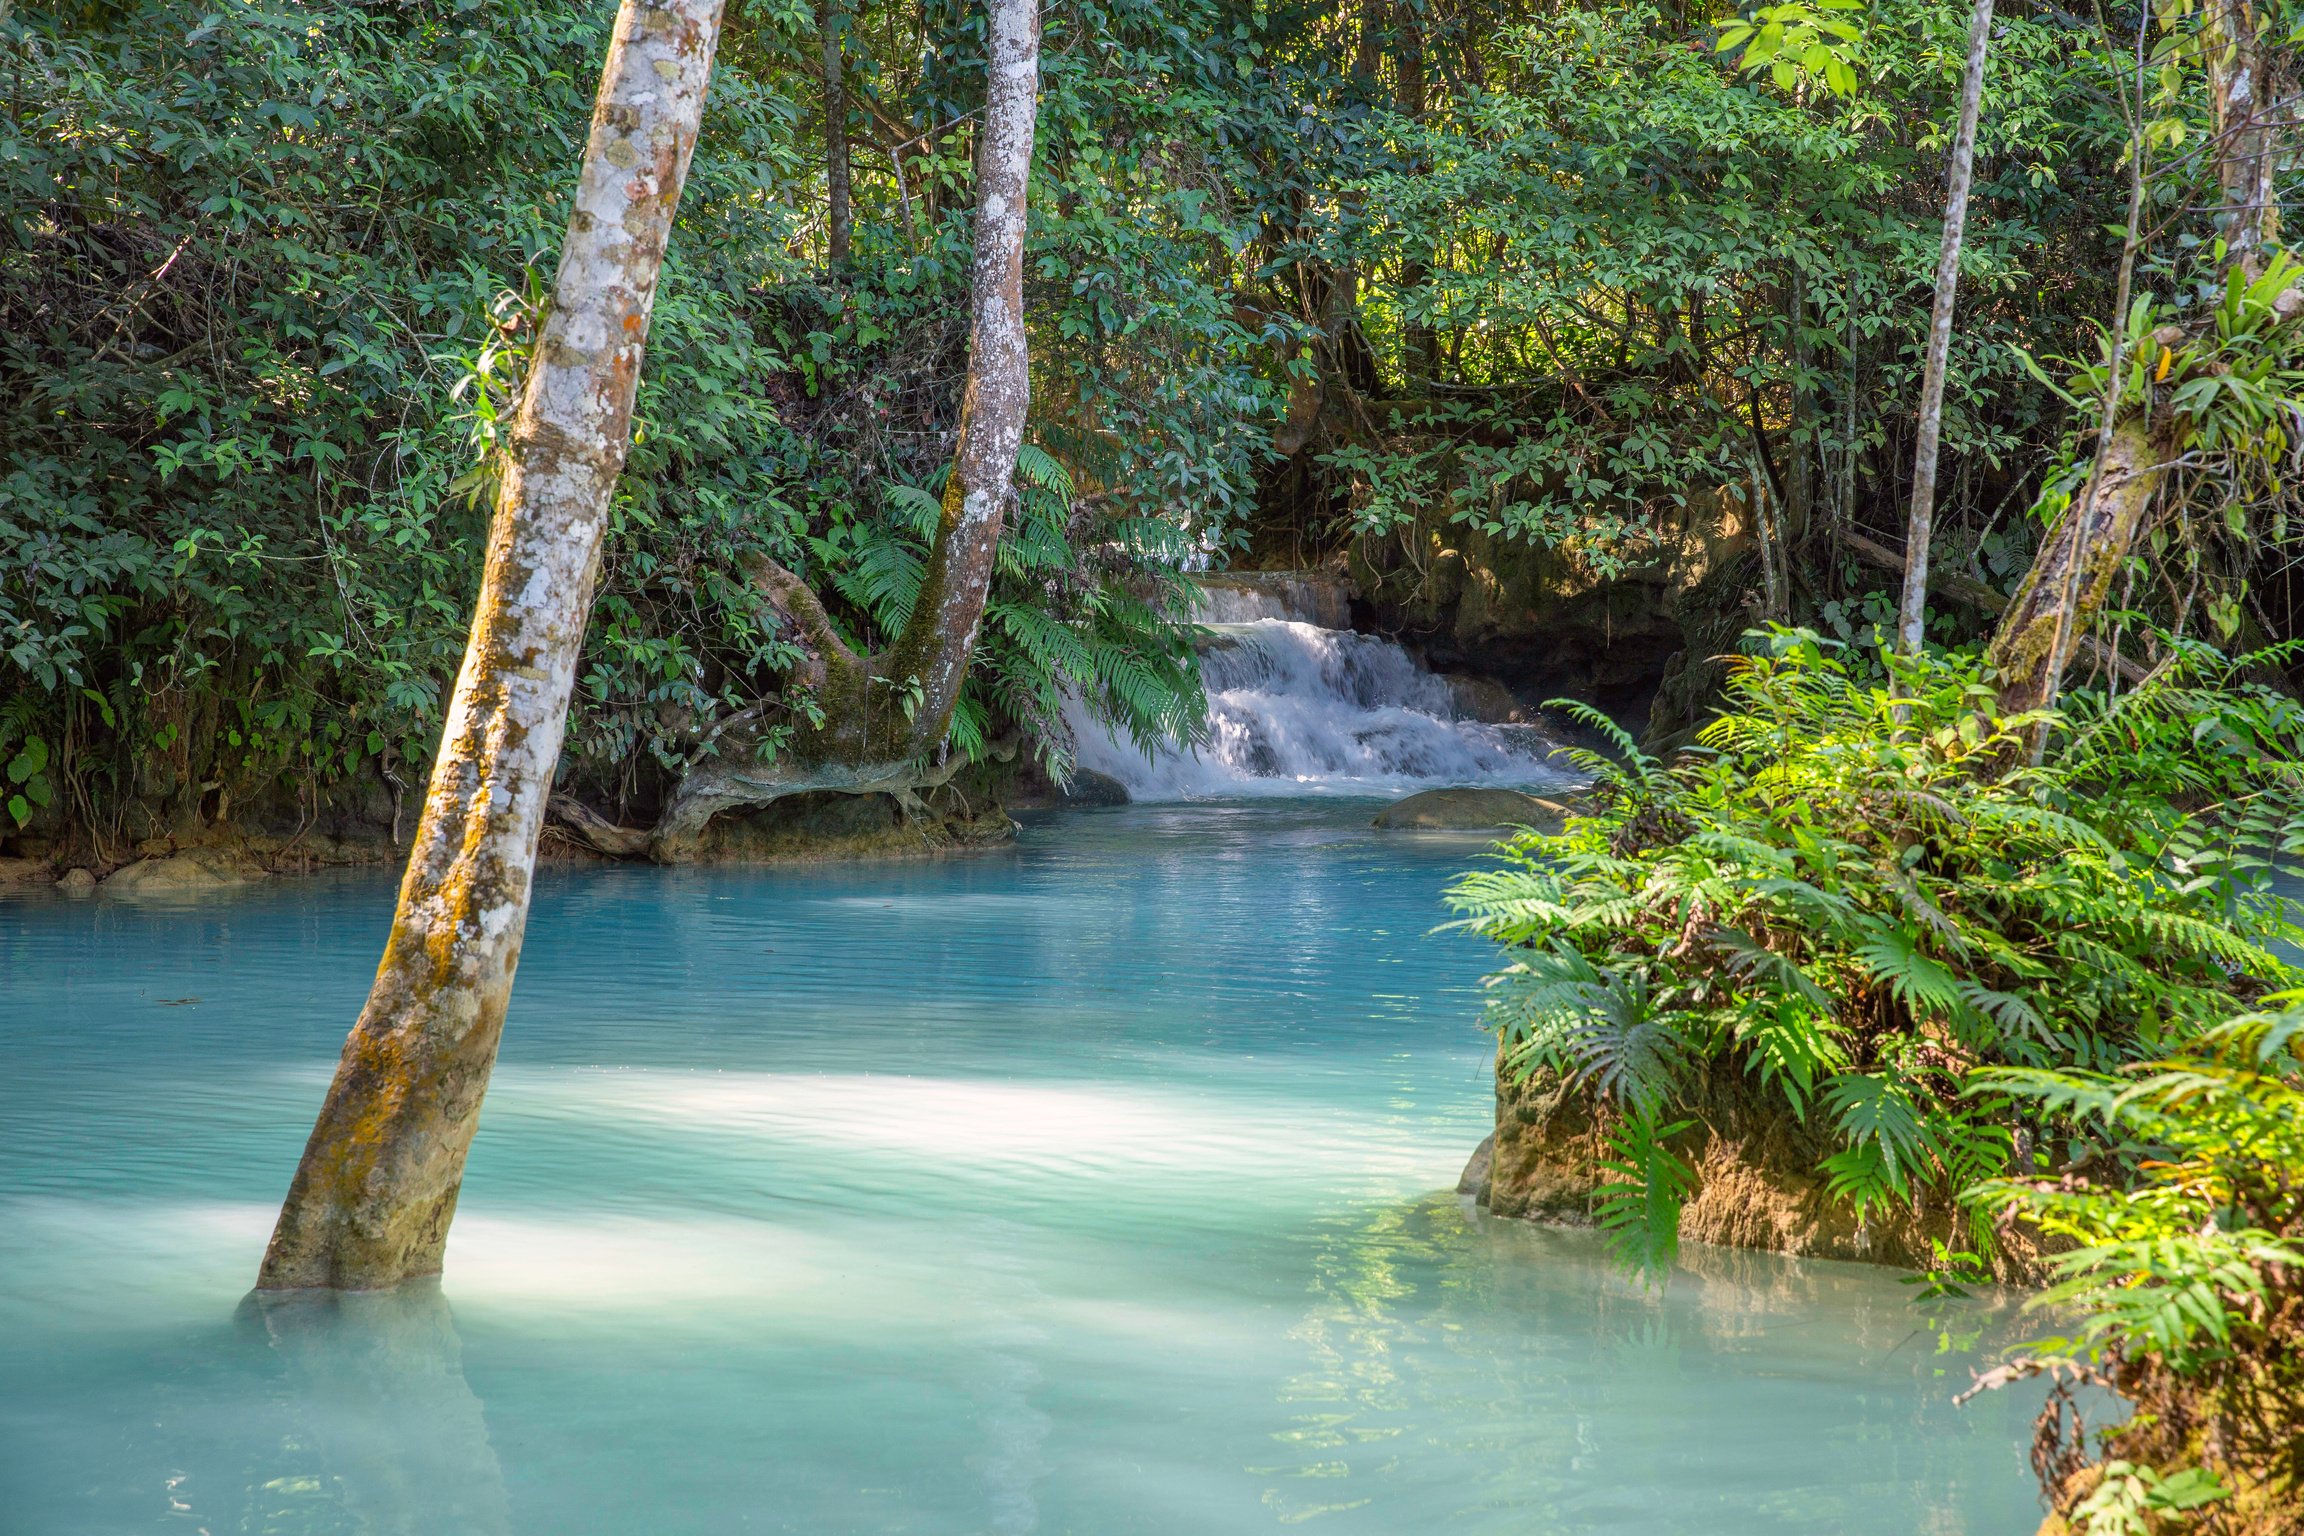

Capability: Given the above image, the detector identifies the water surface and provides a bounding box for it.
[0,804,2044,1534]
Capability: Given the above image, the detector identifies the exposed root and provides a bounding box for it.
[650,736,1016,860]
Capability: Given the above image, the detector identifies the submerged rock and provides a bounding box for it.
[1456,1132,1495,1200]
[102,848,263,894]
[1372,787,1572,830]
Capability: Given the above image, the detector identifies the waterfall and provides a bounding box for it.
[1066,578,1574,800]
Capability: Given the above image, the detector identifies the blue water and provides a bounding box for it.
[0,803,2044,1534]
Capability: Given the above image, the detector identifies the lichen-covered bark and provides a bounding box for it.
[1896,0,1994,655]
[258,0,725,1290]
[652,0,1039,858]
[875,0,1038,753]
[820,0,852,266]
[1987,416,2165,718]
[2205,0,2288,279]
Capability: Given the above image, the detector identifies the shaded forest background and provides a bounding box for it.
[5,0,2300,853]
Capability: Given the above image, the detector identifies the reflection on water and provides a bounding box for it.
[232,1285,509,1536]
[0,804,2043,1533]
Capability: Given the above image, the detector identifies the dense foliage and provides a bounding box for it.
[1972,1006,2304,1530]
[16,0,2294,852]
[1327,0,2112,571]
[1448,632,2304,1273]
[0,0,1265,844]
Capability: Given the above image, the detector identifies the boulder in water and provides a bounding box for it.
[1056,769,1129,808]
[1443,674,1525,723]
[102,847,263,894]
[1457,1132,1496,1201]
[55,867,98,895]
[1372,787,1571,830]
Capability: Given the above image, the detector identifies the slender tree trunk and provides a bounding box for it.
[1787,265,1814,546]
[649,0,1039,852]
[1395,0,1439,388]
[1985,2,2289,720]
[822,0,853,266]
[1897,0,1994,655]
[258,0,725,1291]
[871,0,1037,751]
[2204,0,2287,279]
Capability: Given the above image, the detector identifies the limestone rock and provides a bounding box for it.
[56,867,98,894]
[1456,1132,1495,1200]
[1003,756,1129,810]
[0,857,54,885]
[1196,570,1350,628]
[102,847,263,894]
[1479,1051,2055,1282]
[1372,786,1571,830]
[1444,674,1525,723]
[686,790,1015,862]
[1347,486,1751,708]
[1054,769,1129,808]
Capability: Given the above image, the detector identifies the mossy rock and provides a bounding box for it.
[102,848,264,895]
[1478,1051,2058,1284]
[1372,787,1573,830]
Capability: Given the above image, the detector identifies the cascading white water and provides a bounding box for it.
[1067,580,1575,800]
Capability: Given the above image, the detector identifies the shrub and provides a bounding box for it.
[1965,1005,2304,1532]
[1447,631,2304,1275]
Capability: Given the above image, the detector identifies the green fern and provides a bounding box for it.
[1820,1071,1940,1211]
[1450,629,2304,1275]
[1595,1114,1700,1278]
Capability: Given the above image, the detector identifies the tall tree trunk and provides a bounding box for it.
[1987,3,2284,718]
[866,0,1036,752]
[650,0,1039,853]
[1897,0,1994,655]
[1787,265,1814,547]
[257,0,725,1291]
[821,0,853,266]
[1988,117,2153,720]
[2204,0,2287,279]
[1395,0,1439,388]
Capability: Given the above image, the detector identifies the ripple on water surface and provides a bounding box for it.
[0,803,2044,1534]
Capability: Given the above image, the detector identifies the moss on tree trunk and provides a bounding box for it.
[258,0,726,1291]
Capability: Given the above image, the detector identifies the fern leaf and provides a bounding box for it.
[1595,1114,1698,1279]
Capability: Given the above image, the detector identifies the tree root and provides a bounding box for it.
[647,735,1018,861]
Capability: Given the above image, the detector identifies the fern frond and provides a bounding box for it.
[1595,1114,1698,1279]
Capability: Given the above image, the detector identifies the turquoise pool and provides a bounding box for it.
[0,803,2045,1534]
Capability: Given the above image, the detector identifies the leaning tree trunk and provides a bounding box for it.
[258,0,725,1291]
[1987,3,2285,719]
[1897,0,1994,656]
[650,0,1039,857]
[1985,414,2164,714]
